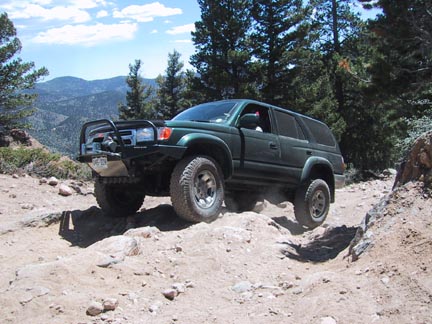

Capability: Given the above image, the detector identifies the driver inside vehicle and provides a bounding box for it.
[240,104,271,133]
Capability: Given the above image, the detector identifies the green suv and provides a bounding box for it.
[78,99,345,229]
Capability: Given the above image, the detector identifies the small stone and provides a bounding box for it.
[12,174,19,179]
[320,316,337,324]
[185,280,194,288]
[381,276,390,286]
[48,177,59,186]
[103,298,119,311]
[58,184,73,196]
[172,283,186,294]
[39,177,48,184]
[86,301,103,316]
[232,281,253,293]
[21,203,34,210]
[162,289,178,300]
[149,302,162,313]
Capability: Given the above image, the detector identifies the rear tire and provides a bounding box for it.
[294,179,330,229]
[94,181,145,217]
[170,156,224,223]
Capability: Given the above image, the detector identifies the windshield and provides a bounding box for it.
[173,101,237,123]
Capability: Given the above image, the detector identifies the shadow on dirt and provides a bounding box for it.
[59,204,193,248]
[271,216,309,235]
[279,225,358,262]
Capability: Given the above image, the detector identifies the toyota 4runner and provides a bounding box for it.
[78,99,345,229]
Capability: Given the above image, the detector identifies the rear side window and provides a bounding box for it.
[303,118,336,146]
[274,110,305,140]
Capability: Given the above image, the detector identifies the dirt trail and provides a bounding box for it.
[0,174,430,324]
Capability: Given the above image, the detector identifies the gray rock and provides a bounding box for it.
[320,316,337,324]
[162,289,178,300]
[58,184,73,196]
[21,212,63,228]
[103,298,119,311]
[87,301,103,316]
[172,283,186,294]
[48,177,59,186]
[125,226,160,239]
[231,281,253,293]
[21,203,34,210]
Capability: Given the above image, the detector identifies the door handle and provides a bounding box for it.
[269,142,278,150]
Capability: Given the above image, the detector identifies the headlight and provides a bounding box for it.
[136,127,172,143]
[136,127,155,142]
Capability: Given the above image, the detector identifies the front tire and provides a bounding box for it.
[170,156,224,223]
[94,181,145,217]
[294,179,330,229]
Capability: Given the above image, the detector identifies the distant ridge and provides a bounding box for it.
[28,75,156,156]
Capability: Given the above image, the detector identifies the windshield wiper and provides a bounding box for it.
[189,119,211,123]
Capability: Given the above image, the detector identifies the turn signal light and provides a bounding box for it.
[158,127,172,140]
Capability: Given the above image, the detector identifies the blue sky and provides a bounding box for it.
[1,1,379,82]
[1,0,201,81]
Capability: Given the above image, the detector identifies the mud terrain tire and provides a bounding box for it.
[95,181,145,217]
[294,179,330,229]
[170,156,224,223]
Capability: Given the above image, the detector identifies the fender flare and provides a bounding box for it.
[177,133,234,179]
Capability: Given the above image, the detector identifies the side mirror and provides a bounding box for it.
[239,113,259,129]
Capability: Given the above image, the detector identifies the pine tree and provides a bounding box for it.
[155,50,189,120]
[190,0,256,100]
[0,13,48,130]
[118,59,154,120]
[250,0,309,106]
[360,0,432,117]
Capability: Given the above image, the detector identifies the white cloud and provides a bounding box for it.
[69,0,107,9]
[151,29,158,34]
[96,10,108,18]
[32,22,138,46]
[113,2,182,23]
[166,23,195,35]
[7,4,91,23]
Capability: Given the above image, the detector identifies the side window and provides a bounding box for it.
[240,104,272,133]
[303,118,336,146]
[274,110,305,140]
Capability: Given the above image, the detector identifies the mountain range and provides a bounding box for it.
[28,76,156,156]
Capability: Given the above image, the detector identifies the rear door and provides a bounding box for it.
[273,109,312,185]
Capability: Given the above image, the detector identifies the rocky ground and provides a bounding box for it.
[0,172,431,324]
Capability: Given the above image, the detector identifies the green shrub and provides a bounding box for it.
[0,147,91,180]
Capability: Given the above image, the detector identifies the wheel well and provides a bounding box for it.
[184,144,232,179]
[308,164,335,202]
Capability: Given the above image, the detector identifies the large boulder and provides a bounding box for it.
[394,131,432,189]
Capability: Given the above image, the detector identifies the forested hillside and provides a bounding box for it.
[1,1,431,172]
[27,77,156,156]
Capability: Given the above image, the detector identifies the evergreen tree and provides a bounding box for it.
[118,59,154,120]
[191,0,256,100]
[0,13,48,130]
[309,0,363,114]
[155,50,189,119]
[250,0,308,106]
[360,0,432,117]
